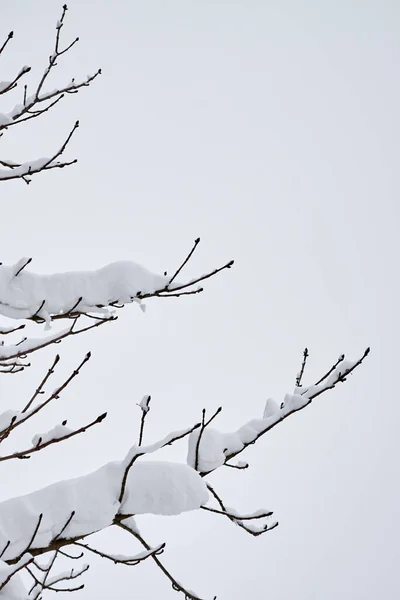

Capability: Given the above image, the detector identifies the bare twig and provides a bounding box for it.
[0,324,25,335]
[137,395,151,446]
[0,31,13,56]
[167,237,200,287]
[295,347,309,387]
[137,260,234,301]
[0,66,31,96]
[194,407,222,472]
[206,484,278,537]
[14,514,43,561]
[22,354,60,413]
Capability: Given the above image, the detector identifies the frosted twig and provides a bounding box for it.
[0,66,31,96]
[0,315,114,365]
[224,461,249,470]
[74,540,165,566]
[314,353,345,386]
[0,412,107,462]
[0,4,100,184]
[206,484,278,537]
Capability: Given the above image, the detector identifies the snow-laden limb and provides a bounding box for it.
[188,349,370,474]
[0,259,167,322]
[0,445,207,564]
[0,242,232,327]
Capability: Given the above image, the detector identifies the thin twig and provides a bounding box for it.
[168,237,200,287]
[194,407,222,472]
[295,347,309,387]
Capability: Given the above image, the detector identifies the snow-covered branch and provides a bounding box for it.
[0,243,232,328]
[0,434,208,564]
[188,348,370,475]
[204,484,278,537]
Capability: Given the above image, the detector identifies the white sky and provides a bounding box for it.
[1,1,399,598]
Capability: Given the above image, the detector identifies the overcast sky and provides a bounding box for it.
[1,1,399,599]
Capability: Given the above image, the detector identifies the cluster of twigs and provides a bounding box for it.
[0,4,100,183]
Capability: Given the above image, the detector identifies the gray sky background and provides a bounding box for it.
[0,1,399,598]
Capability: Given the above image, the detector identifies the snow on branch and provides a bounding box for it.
[0,316,115,370]
[0,121,80,183]
[0,411,107,463]
[0,246,232,325]
[0,4,100,183]
[0,432,208,565]
[188,348,370,475]
[203,484,278,537]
